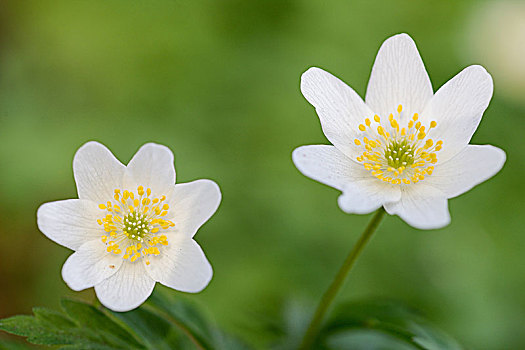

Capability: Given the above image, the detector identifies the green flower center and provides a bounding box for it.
[123,212,150,242]
[384,139,415,168]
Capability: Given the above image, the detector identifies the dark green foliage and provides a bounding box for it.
[0,292,249,350]
[272,299,463,350]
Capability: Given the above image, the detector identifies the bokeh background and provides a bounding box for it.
[1,0,524,348]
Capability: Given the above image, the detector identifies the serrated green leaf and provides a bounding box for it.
[0,314,96,346]
[33,307,76,329]
[60,299,144,349]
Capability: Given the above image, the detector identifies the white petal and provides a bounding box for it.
[73,141,126,204]
[124,143,176,195]
[94,262,155,312]
[62,240,123,291]
[425,145,505,198]
[145,235,212,293]
[338,180,401,214]
[292,145,371,191]
[420,65,494,162]
[168,179,221,238]
[365,33,433,124]
[37,199,102,250]
[300,67,374,158]
[384,185,450,230]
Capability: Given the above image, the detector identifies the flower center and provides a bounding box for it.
[354,105,443,185]
[97,186,175,265]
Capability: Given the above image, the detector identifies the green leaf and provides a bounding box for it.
[60,299,144,349]
[110,306,195,350]
[319,299,463,350]
[146,291,250,350]
[0,295,251,350]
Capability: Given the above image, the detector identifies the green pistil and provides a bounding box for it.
[384,139,415,168]
[123,212,150,241]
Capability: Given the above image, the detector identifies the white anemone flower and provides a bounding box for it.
[293,33,505,229]
[37,142,220,311]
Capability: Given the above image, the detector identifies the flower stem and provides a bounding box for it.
[298,207,386,349]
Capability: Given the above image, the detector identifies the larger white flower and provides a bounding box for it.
[293,33,505,229]
[37,142,220,311]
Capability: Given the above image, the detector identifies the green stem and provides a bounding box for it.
[298,207,386,350]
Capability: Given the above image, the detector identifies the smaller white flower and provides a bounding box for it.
[293,33,506,229]
[37,142,221,312]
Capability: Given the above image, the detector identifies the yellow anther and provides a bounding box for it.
[359,124,366,131]
[415,121,421,130]
[153,198,159,204]
[146,261,150,266]
[403,179,411,184]
[123,190,129,199]
[365,118,371,126]
[356,156,363,162]
[408,120,414,129]
[134,199,139,207]
[114,194,119,201]
[354,139,361,146]
[114,189,121,194]
[377,126,385,136]
[99,204,107,210]
[397,104,402,113]
[147,188,151,196]
[97,219,103,225]
[401,128,406,136]
[418,132,426,140]
[388,113,393,121]
[430,121,437,128]
[129,192,134,200]
[374,115,380,122]
[151,227,160,233]
[435,145,442,151]
[425,139,433,148]
[387,167,394,172]
[101,236,108,243]
[114,249,122,254]
[412,113,419,121]
[162,204,169,210]
[113,205,121,212]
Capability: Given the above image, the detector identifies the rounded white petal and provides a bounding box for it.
[168,179,221,238]
[338,180,401,214]
[94,261,155,312]
[365,33,433,124]
[124,143,176,195]
[62,240,123,291]
[384,185,450,230]
[37,199,102,250]
[145,235,212,293]
[300,67,375,158]
[420,65,494,162]
[425,145,505,198]
[73,141,126,204]
[292,145,371,191]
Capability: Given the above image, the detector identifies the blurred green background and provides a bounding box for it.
[0,0,524,348]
